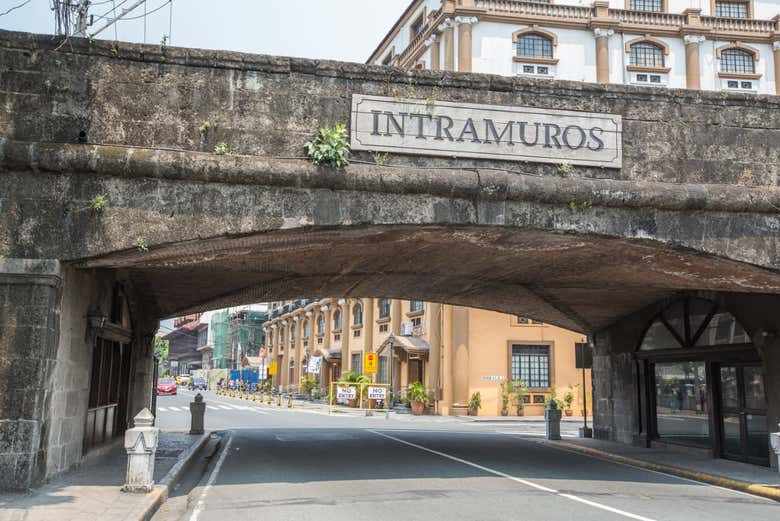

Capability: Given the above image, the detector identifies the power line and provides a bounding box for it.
[115,0,169,21]
[0,0,32,18]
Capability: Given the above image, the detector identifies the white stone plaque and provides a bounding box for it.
[350,94,622,168]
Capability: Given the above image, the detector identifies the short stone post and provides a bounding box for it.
[190,393,205,435]
[545,400,562,441]
[770,425,780,472]
[123,409,159,493]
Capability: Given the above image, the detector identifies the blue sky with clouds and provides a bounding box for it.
[0,0,409,62]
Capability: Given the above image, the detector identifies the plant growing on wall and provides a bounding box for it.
[304,124,350,168]
[90,193,108,213]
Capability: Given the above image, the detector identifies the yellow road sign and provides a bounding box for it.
[364,353,377,373]
[268,361,277,375]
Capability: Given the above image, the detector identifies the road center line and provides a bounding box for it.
[188,434,233,521]
[368,430,658,521]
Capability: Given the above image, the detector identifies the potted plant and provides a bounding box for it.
[407,381,427,415]
[499,381,511,416]
[300,375,316,400]
[563,388,575,416]
[547,386,565,411]
[468,391,482,416]
[511,380,527,416]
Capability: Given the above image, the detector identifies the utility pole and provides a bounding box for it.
[74,0,90,37]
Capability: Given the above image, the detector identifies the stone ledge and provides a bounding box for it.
[2,140,779,215]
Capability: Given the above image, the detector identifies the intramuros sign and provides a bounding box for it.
[350,94,622,168]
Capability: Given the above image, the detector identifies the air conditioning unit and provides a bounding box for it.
[401,321,413,336]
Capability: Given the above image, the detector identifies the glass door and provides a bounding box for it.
[718,365,769,466]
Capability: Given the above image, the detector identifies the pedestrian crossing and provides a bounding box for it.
[157,403,269,414]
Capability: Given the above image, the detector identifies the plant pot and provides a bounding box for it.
[368,398,377,409]
[516,409,524,417]
[500,408,509,416]
[468,408,478,416]
[348,398,358,408]
[411,400,425,415]
[565,408,573,416]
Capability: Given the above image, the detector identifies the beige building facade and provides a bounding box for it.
[263,299,592,416]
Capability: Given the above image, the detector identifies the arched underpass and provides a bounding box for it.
[1,29,779,502]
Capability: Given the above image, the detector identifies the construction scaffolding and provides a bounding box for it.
[210,309,267,369]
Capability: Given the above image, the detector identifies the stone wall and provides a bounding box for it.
[0,259,62,491]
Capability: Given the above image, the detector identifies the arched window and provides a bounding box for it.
[317,315,325,335]
[353,303,363,326]
[720,48,754,74]
[268,330,273,345]
[290,323,296,342]
[379,299,391,319]
[639,297,750,351]
[629,42,664,68]
[280,328,285,345]
[516,33,553,59]
[302,320,309,338]
[333,309,342,331]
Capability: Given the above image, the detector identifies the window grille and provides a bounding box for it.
[410,300,424,312]
[511,345,550,388]
[720,48,754,74]
[351,353,362,374]
[353,304,363,325]
[379,299,391,318]
[516,34,553,59]
[715,1,748,18]
[378,356,388,383]
[630,43,664,68]
[630,0,662,11]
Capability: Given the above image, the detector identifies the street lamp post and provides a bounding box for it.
[386,333,395,420]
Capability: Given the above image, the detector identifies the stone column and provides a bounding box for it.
[363,298,374,355]
[339,299,350,376]
[427,36,440,71]
[456,17,478,73]
[321,303,332,390]
[593,28,613,85]
[0,259,62,491]
[280,320,290,388]
[292,313,303,387]
[440,304,454,414]
[440,19,456,71]
[427,303,442,411]
[390,299,402,336]
[774,41,780,96]
[452,306,470,406]
[684,35,706,90]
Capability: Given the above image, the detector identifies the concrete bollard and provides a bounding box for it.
[288,395,293,408]
[122,408,159,493]
[770,426,780,472]
[190,393,205,435]
[545,400,562,441]
[277,394,282,407]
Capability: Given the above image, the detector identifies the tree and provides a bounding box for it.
[154,337,169,375]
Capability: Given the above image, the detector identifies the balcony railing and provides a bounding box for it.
[609,8,684,27]
[700,15,777,33]
[396,9,441,66]
[476,0,591,19]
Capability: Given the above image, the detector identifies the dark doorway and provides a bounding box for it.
[717,364,769,466]
[84,338,131,451]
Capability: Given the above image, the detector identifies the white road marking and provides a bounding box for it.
[188,434,233,521]
[369,430,658,521]
[157,407,168,412]
[252,409,268,415]
[206,406,219,411]
[218,405,234,410]
[167,406,181,412]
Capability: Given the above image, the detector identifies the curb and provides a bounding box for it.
[547,440,780,503]
[123,432,212,521]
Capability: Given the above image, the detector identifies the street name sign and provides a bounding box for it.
[351,94,622,168]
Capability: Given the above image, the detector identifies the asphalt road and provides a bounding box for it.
[153,391,778,521]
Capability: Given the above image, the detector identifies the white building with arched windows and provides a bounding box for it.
[368,0,780,94]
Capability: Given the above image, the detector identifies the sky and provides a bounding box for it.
[0,0,410,62]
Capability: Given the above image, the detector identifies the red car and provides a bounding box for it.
[157,378,177,396]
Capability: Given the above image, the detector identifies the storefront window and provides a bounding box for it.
[654,361,710,447]
[511,345,550,388]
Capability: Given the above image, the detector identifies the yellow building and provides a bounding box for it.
[263,299,591,416]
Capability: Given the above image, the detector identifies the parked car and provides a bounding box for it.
[157,378,177,395]
[176,374,191,386]
[188,377,207,391]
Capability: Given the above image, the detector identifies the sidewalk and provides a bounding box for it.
[545,436,780,501]
[0,432,207,521]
